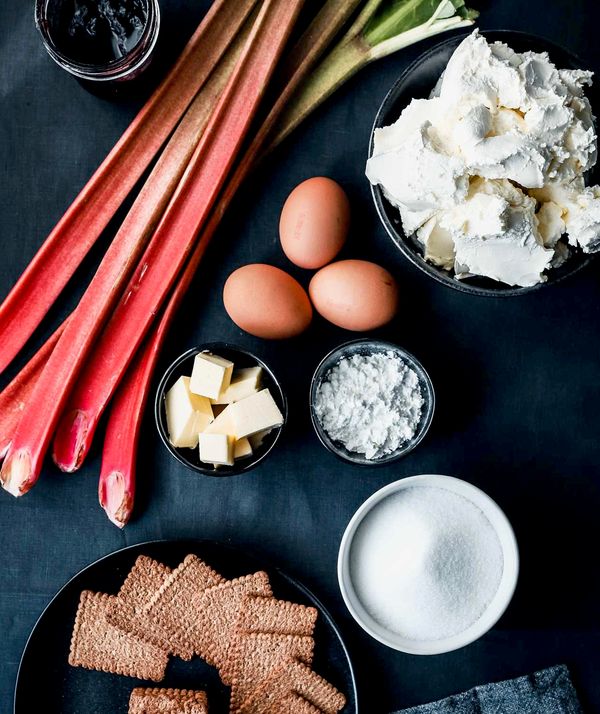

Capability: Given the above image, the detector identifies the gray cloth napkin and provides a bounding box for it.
[392,665,582,714]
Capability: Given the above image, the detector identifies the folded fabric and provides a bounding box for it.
[391,665,583,714]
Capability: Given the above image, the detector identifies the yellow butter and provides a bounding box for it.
[190,352,234,400]
[230,388,283,439]
[199,433,234,466]
[165,376,213,448]
[212,366,262,404]
[234,437,253,459]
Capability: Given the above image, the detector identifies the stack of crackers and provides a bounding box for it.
[68,554,347,714]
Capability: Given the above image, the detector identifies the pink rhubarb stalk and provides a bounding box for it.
[0,17,251,498]
[98,342,155,528]
[0,323,64,461]
[98,0,360,526]
[0,0,257,375]
[47,0,304,478]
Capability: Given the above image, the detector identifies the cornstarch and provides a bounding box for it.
[313,351,423,459]
[350,486,504,641]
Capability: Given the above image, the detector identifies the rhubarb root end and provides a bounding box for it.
[99,471,132,528]
[0,449,34,497]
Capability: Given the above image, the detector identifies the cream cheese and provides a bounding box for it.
[366,30,600,287]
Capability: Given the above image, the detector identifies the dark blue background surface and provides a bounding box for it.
[1,1,599,712]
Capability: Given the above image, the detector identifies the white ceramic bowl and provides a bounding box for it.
[337,474,519,654]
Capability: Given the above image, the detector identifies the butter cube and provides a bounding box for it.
[199,433,234,466]
[190,353,234,400]
[230,388,284,439]
[165,376,213,448]
[234,437,253,460]
[249,428,272,450]
[212,366,262,404]
[202,404,234,435]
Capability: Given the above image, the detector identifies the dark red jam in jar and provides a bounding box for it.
[35,0,160,82]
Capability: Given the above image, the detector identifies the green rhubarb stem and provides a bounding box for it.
[369,15,474,60]
[267,1,476,150]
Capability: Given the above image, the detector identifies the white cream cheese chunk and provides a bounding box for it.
[366,29,600,286]
[366,122,468,216]
[416,217,455,269]
[165,376,213,448]
[563,186,600,252]
[190,352,234,400]
[199,433,234,467]
[230,389,283,439]
[211,366,262,404]
[441,179,553,287]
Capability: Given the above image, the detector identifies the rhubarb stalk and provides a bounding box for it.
[98,342,154,528]
[0,18,253,498]
[47,0,304,479]
[0,323,65,461]
[267,0,477,151]
[99,0,362,526]
[0,0,258,375]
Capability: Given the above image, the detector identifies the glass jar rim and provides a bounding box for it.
[34,0,161,81]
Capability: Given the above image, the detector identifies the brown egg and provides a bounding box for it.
[309,260,398,331]
[223,264,312,339]
[279,177,350,269]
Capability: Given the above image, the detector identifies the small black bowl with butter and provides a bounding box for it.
[155,343,287,477]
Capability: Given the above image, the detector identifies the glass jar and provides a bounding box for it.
[35,0,160,83]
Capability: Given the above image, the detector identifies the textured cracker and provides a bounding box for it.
[107,556,172,647]
[129,687,208,714]
[236,595,317,637]
[144,554,225,660]
[193,572,272,670]
[68,590,168,681]
[269,693,323,713]
[236,659,346,714]
[228,633,314,711]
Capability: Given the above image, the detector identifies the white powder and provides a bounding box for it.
[313,351,424,459]
[350,486,504,641]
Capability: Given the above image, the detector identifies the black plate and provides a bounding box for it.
[14,540,358,713]
[370,30,597,297]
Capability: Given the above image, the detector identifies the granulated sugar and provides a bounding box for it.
[350,486,504,641]
[313,351,423,459]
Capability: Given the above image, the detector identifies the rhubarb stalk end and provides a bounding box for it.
[99,470,132,528]
[52,409,89,473]
[0,449,34,497]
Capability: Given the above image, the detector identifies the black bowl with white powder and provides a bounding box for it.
[309,339,435,465]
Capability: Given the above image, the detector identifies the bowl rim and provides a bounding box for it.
[337,474,520,654]
[369,29,596,297]
[309,338,435,466]
[154,342,287,477]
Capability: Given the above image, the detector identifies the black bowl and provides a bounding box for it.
[309,339,435,466]
[369,30,597,297]
[155,343,287,476]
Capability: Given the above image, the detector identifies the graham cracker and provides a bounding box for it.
[129,687,208,714]
[269,693,324,714]
[144,554,225,660]
[228,633,315,711]
[193,572,272,670]
[107,556,172,647]
[236,659,346,714]
[68,590,168,681]
[236,594,318,637]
